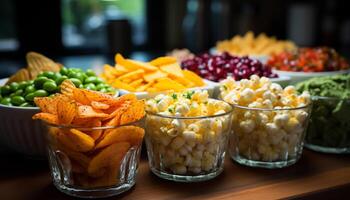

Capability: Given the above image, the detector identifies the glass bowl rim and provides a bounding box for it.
[44,116,145,130]
[229,102,311,111]
[311,95,350,101]
[146,99,233,120]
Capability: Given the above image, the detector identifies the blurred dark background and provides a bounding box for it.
[0,0,349,78]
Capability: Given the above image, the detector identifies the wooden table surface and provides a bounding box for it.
[0,149,349,200]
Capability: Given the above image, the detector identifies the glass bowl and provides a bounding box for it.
[229,104,312,168]
[305,96,350,153]
[45,120,144,198]
[145,100,233,182]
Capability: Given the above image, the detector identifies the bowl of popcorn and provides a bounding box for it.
[145,90,233,182]
[220,75,312,168]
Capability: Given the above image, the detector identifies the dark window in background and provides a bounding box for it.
[61,0,146,51]
[0,0,18,51]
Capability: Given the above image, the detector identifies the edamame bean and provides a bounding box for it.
[1,85,11,95]
[25,85,36,95]
[34,77,49,88]
[69,78,82,87]
[1,97,11,105]
[18,81,29,90]
[56,75,68,85]
[84,83,96,91]
[53,73,62,81]
[33,90,49,97]
[25,92,35,101]
[43,71,56,79]
[9,82,19,92]
[86,69,96,76]
[84,76,97,84]
[95,77,104,84]
[60,67,69,75]
[11,96,26,106]
[14,89,24,96]
[43,81,58,92]
[99,88,107,93]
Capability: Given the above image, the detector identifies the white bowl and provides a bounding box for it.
[0,78,46,156]
[273,69,350,84]
[119,79,219,99]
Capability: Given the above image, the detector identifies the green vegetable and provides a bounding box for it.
[34,77,49,89]
[25,92,35,101]
[20,102,33,107]
[55,75,68,85]
[0,97,11,105]
[43,81,58,92]
[33,89,49,97]
[1,85,11,95]
[69,78,82,87]
[59,67,69,75]
[11,96,26,106]
[42,71,55,79]
[297,74,350,148]
[25,85,36,95]
[84,76,97,84]
[9,82,19,92]
[86,69,96,76]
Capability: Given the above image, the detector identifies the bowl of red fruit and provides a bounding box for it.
[181,52,290,97]
[268,47,350,83]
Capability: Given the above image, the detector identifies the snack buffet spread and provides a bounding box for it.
[1,28,350,198]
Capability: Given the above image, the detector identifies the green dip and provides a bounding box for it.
[296,74,350,149]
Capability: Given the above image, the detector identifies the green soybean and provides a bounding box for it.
[95,77,104,84]
[42,71,55,79]
[14,89,24,96]
[53,73,62,81]
[34,77,49,88]
[25,85,36,95]
[25,92,35,101]
[99,88,107,93]
[9,82,19,92]
[18,81,29,90]
[56,75,68,85]
[34,90,49,97]
[69,78,82,87]
[43,81,58,92]
[84,76,97,84]
[1,85,11,95]
[86,69,96,76]
[11,96,26,106]
[1,97,11,105]
[60,67,69,75]
[84,83,96,90]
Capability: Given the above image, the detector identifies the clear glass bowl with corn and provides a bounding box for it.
[145,90,233,182]
[220,75,312,168]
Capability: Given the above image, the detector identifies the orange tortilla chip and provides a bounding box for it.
[96,126,145,149]
[6,68,30,84]
[67,129,95,152]
[91,101,110,110]
[34,96,59,114]
[119,100,145,125]
[88,142,130,176]
[60,79,76,97]
[57,100,77,124]
[78,105,109,118]
[32,113,59,125]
